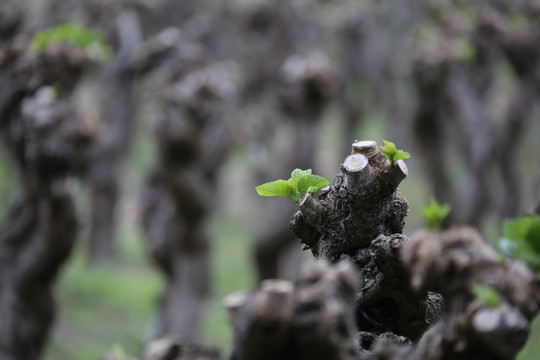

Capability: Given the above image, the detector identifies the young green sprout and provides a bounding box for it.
[498,215,540,273]
[30,23,111,60]
[379,140,410,164]
[470,283,499,308]
[255,169,329,204]
[422,198,451,230]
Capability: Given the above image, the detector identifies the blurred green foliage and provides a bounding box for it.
[470,283,499,308]
[30,23,111,60]
[499,215,540,273]
[422,198,451,230]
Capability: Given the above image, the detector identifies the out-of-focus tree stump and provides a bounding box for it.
[389,226,540,360]
[87,8,143,263]
[254,50,336,281]
[141,33,238,341]
[0,26,94,359]
[141,338,220,360]
[225,260,358,360]
[411,1,540,226]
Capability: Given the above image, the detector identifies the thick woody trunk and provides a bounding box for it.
[0,190,77,360]
[87,9,142,263]
[289,141,437,347]
[142,161,213,342]
[225,261,359,360]
[141,57,237,342]
[0,27,93,357]
[396,227,540,360]
[411,61,453,210]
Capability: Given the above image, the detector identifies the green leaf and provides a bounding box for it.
[29,23,111,60]
[393,149,411,162]
[470,283,499,308]
[255,169,329,204]
[379,140,410,164]
[255,179,294,199]
[291,168,329,197]
[499,215,540,272]
[380,140,398,160]
[422,198,451,230]
[525,218,540,253]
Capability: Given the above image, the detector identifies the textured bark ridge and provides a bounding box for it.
[288,141,438,349]
[0,32,94,359]
[290,140,408,261]
[141,42,238,342]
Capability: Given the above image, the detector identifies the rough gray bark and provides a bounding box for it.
[411,58,453,209]
[140,338,220,360]
[30,0,147,263]
[290,141,409,260]
[289,141,438,347]
[141,46,238,341]
[394,226,540,360]
[446,67,494,225]
[225,261,358,360]
[86,8,142,262]
[0,28,94,359]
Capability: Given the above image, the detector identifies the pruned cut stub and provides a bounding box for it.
[290,140,409,261]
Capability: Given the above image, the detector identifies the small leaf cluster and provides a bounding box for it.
[379,140,410,164]
[30,23,110,60]
[255,169,329,204]
[470,283,499,308]
[422,198,451,230]
[498,215,540,272]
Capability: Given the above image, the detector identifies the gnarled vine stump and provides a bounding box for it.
[227,140,540,360]
[0,34,94,359]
